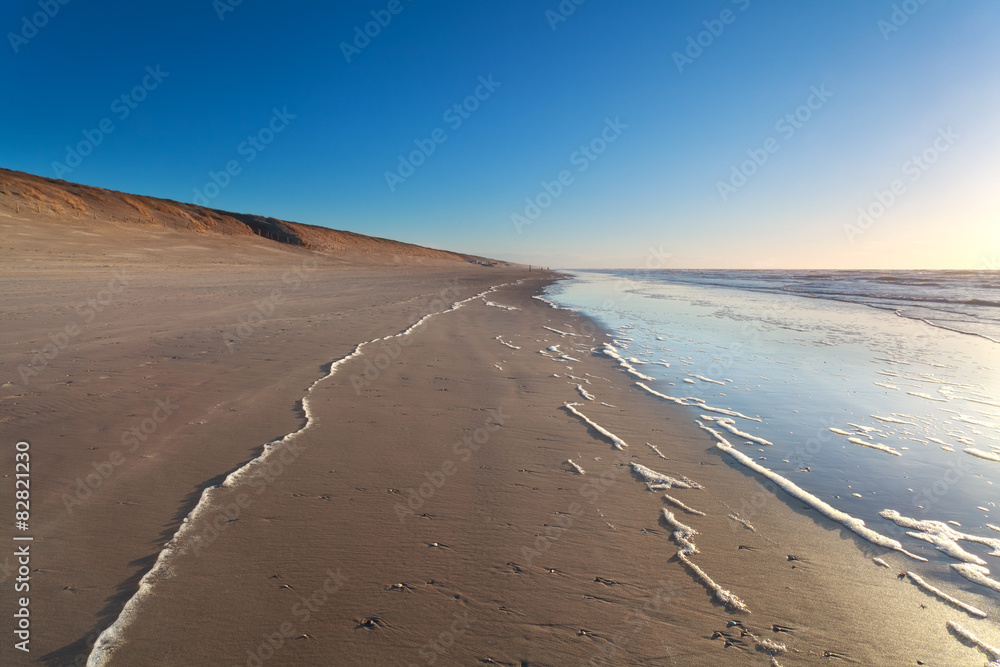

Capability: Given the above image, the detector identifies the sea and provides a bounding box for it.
[545,269,1000,617]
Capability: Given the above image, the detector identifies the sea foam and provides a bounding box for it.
[636,382,761,422]
[905,571,987,618]
[697,421,927,561]
[564,402,628,449]
[602,344,655,381]
[661,509,750,613]
[632,462,702,489]
[946,621,1000,664]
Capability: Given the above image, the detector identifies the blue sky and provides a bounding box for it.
[2,0,998,268]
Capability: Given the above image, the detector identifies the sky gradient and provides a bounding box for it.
[2,0,998,269]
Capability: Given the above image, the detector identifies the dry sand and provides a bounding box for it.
[0,207,991,665]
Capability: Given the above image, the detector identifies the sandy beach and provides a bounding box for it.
[5,2,998,662]
[1,200,992,666]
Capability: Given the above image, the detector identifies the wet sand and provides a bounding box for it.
[1,210,992,665]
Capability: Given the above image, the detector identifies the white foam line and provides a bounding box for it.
[483,299,520,310]
[602,344,655,381]
[758,639,788,658]
[678,552,751,614]
[946,621,1000,663]
[86,282,514,666]
[848,437,902,456]
[632,462,702,489]
[871,414,917,426]
[575,384,595,401]
[495,335,520,350]
[533,295,572,310]
[907,532,987,565]
[543,325,576,336]
[696,421,926,562]
[564,402,627,450]
[636,382,688,406]
[881,510,1000,562]
[702,416,772,446]
[728,513,756,532]
[636,383,761,422]
[663,494,706,516]
[966,448,1000,463]
[905,572,987,618]
[952,563,1000,594]
[989,524,1000,534]
[690,373,725,386]
[662,508,699,555]
[646,442,668,460]
[913,312,1000,342]
[566,459,586,475]
[908,391,948,403]
[953,414,1000,429]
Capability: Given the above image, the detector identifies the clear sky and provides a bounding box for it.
[2,1,998,269]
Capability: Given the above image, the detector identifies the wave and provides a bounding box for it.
[589,270,1000,343]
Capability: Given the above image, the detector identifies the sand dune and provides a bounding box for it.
[0,167,502,265]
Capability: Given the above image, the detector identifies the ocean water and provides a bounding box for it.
[545,270,1000,616]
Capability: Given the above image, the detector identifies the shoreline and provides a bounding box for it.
[0,218,992,664]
